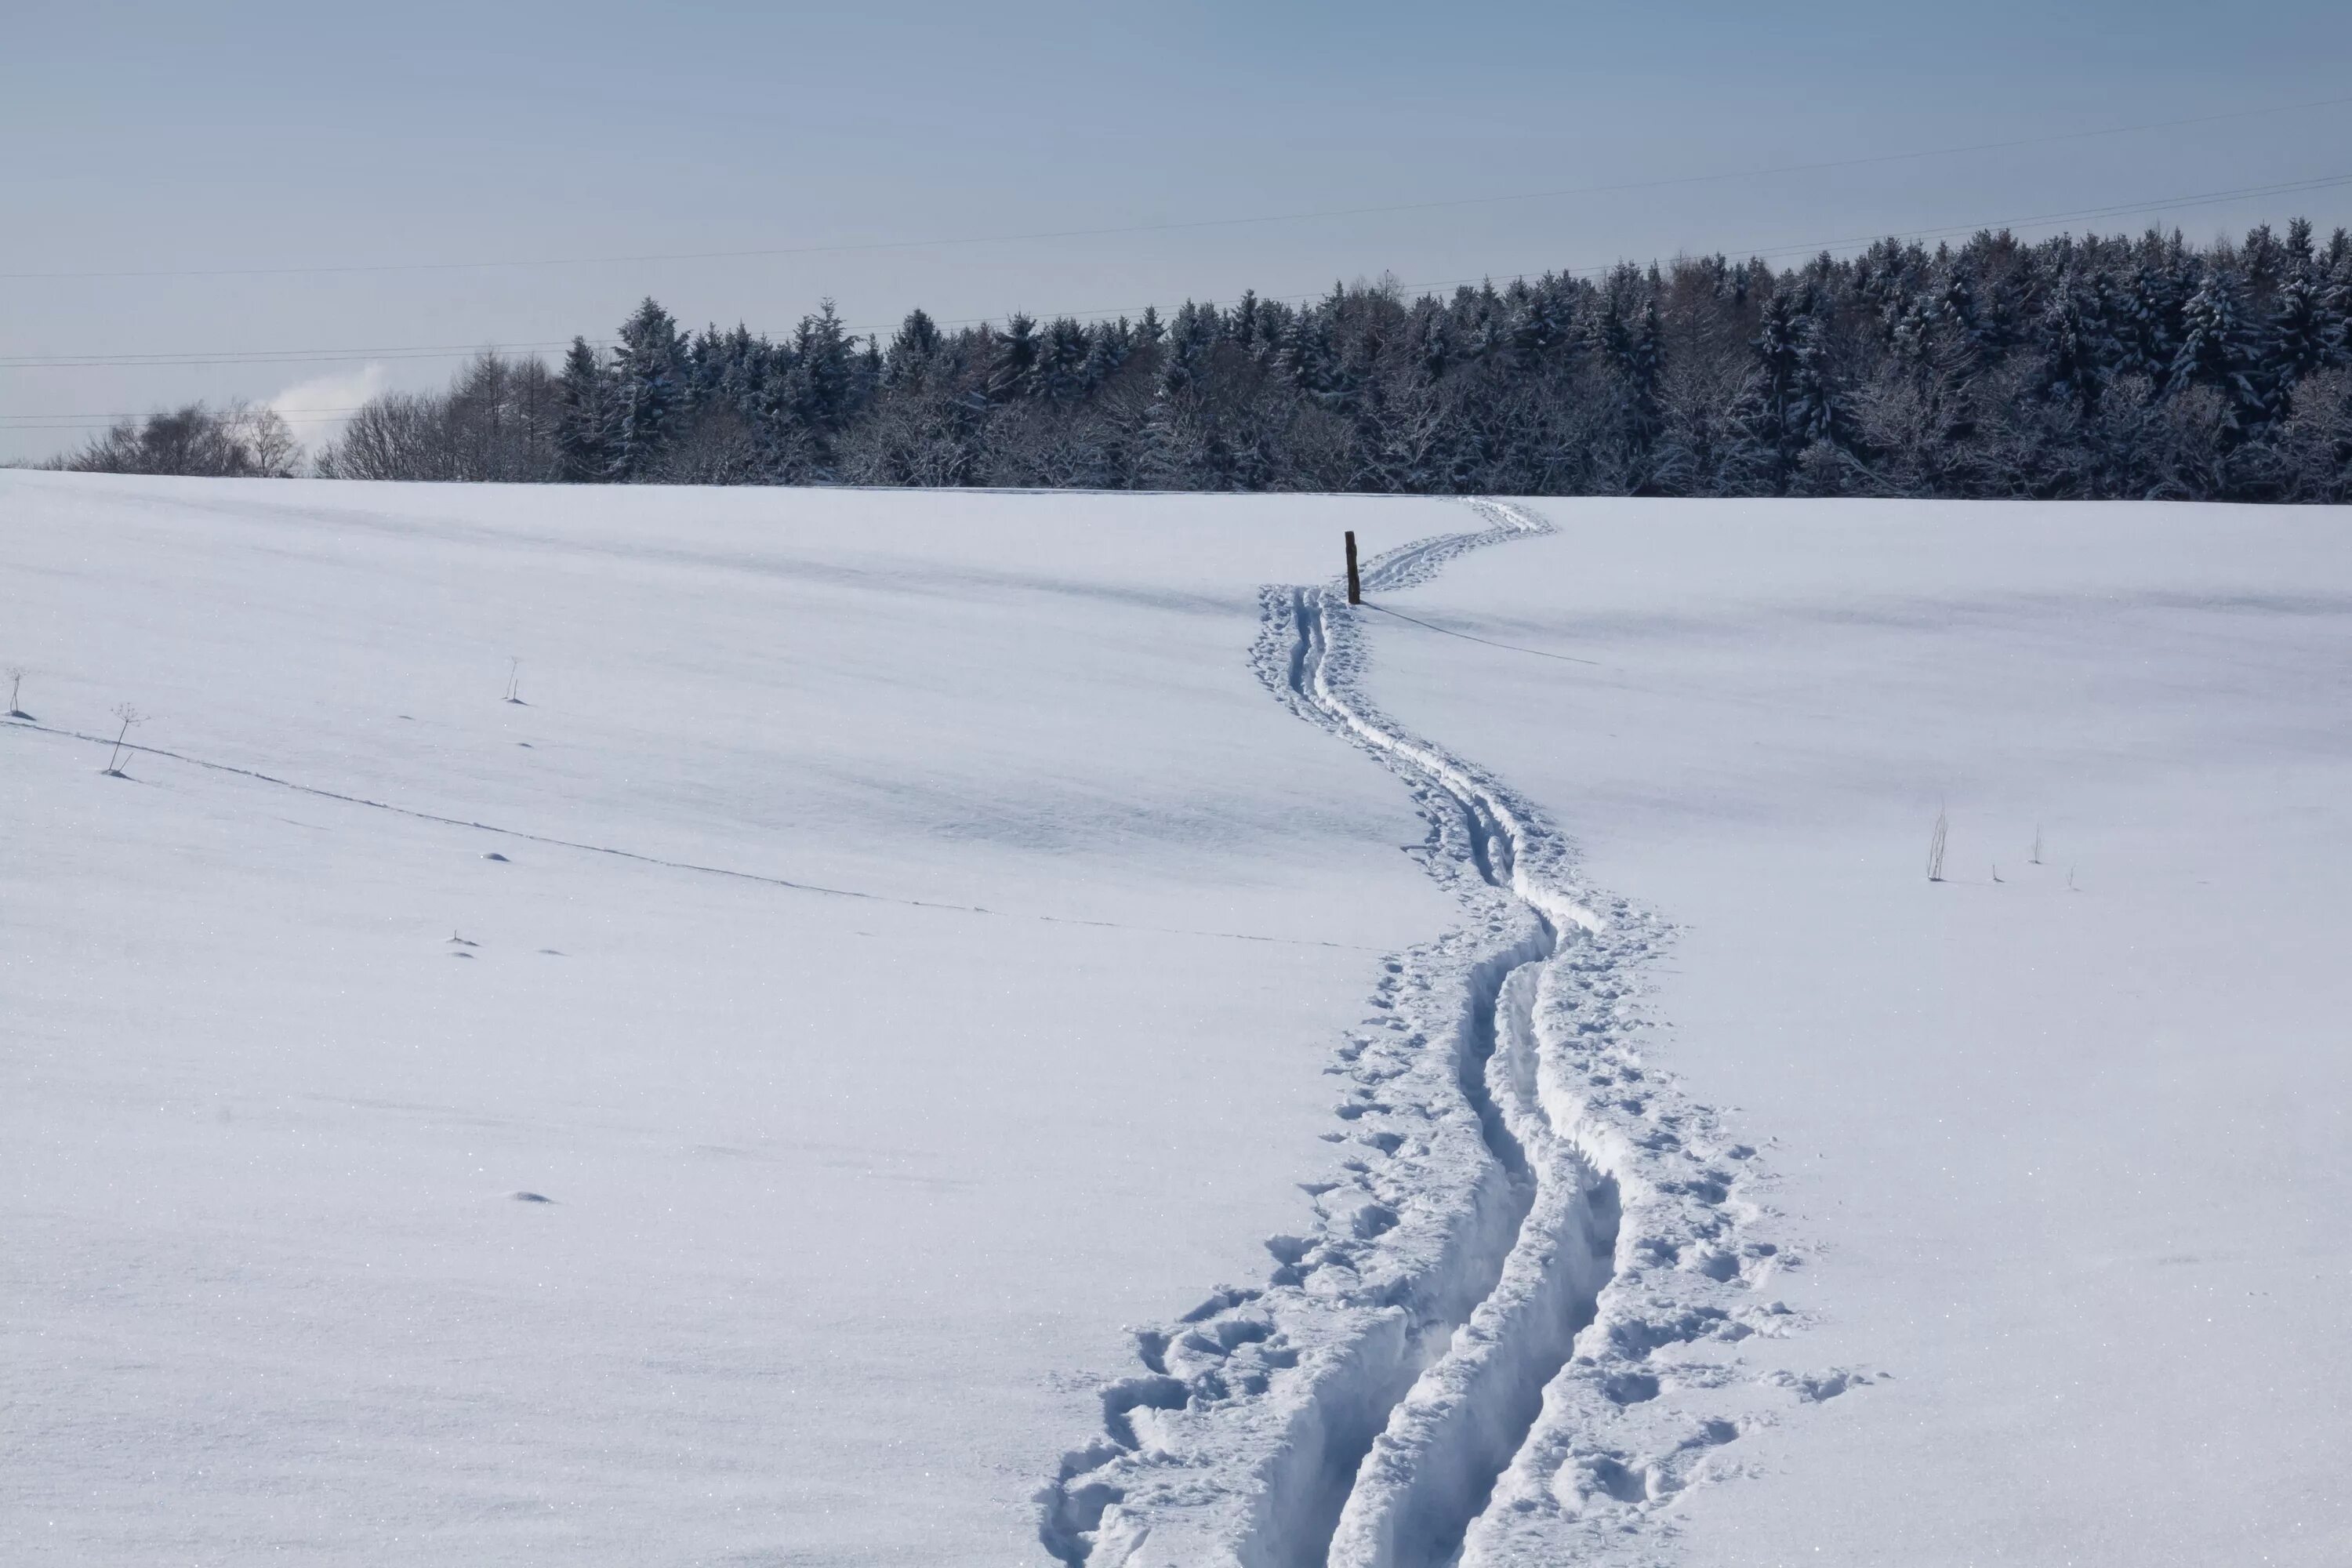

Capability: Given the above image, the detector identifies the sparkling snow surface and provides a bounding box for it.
[1372,499,2352,1566]
[2,475,1457,1566]
[6,477,2350,1567]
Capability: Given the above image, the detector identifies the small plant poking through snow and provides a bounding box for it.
[2031,824,2044,866]
[1926,808,1948,883]
[102,704,143,777]
[503,659,524,705]
[5,666,27,720]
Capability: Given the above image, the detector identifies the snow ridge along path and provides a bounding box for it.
[1038,503,1811,1568]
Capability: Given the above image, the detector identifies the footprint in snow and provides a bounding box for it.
[509,1191,554,1203]
[481,851,510,862]
[1762,1367,1882,1403]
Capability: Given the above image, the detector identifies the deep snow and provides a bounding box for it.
[1040,503,1784,1568]
[1368,499,2352,1566]
[7,476,2350,1567]
[0,475,1465,1565]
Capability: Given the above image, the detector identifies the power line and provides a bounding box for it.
[0,411,367,430]
[1682,170,2352,262]
[5,93,2349,285]
[873,170,2352,343]
[5,165,2349,421]
[0,406,370,421]
[0,339,586,368]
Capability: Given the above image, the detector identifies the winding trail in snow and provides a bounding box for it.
[1290,506,1617,1568]
[1040,500,1810,1568]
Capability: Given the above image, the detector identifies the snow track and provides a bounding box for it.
[1040,502,1806,1568]
[0,718,1367,951]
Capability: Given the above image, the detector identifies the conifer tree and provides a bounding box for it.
[554,336,612,483]
[2241,223,2285,299]
[2171,268,2270,436]
[884,309,943,388]
[991,313,1040,401]
[1158,303,1218,395]
[606,298,688,480]
[1728,290,1843,492]
[1035,318,1091,400]
[2039,271,2108,412]
[2320,267,2352,370]
[790,302,858,434]
[1228,290,1261,351]
[1625,299,1665,445]
[2120,246,2190,388]
[1080,319,1130,390]
[2272,267,2332,386]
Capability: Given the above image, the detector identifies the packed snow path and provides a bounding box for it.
[1040,503,1809,1568]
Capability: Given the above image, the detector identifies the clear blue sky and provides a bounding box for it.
[5,0,2350,462]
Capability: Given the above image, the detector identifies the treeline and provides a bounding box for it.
[318,354,562,483]
[45,401,301,478]
[72,218,2352,501]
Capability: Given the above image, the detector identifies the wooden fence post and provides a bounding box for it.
[1345,530,1362,605]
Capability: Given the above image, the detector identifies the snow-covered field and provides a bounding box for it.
[1369,503,2352,1567]
[5,474,2348,1566]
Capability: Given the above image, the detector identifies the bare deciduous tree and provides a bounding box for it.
[314,353,560,482]
[55,402,298,478]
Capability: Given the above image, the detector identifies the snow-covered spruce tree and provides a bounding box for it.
[554,336,612,483]
[883,308,942,389]
[989,312,1040,403]
[1725,289,1846,494]
[1033,317,1091,402]
[2322,264,2352,372]
[1080,318,1131,392]
[604,298,689,481]
[775,301,863,479]
[1278,293,1346,410]
[1625,298,1666,451]
[1226,289,1263,355]
[1156,300,1219,399]
[2272,266,2337,390]
[2241,222,2287,302]
[2118,239,2193,391]
[2038,269,2112,414]
[2169,267,2272,446]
